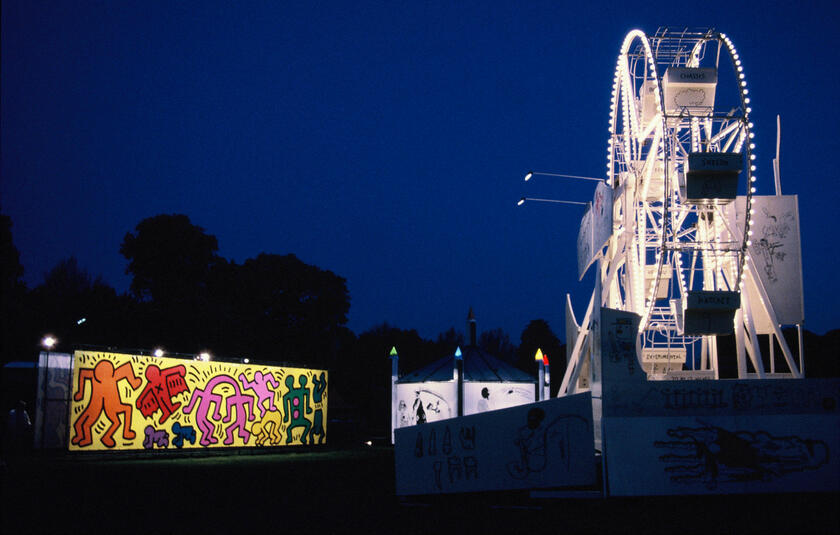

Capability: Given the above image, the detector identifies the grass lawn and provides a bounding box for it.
[2,447,838,534]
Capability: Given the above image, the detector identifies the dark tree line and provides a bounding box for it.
[1,211,569,435]
[4,209,835,436]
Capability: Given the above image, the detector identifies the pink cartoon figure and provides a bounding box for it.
[239,371,279,418]
[183,375,255,446]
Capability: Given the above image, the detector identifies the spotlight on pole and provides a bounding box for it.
[154,348,165,358]
[517,197,588,206]
[41,335,57,350]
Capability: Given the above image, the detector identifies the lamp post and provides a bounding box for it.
[524,170,605,182]
[39,335,57,449]
[518,197,588,206]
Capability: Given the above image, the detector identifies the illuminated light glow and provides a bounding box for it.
[517,198,525,206]
[750,154,756,160]
[524,171,533,181]
[41,335,57,349]
[535,348,545,362]
[454,347,463,360]
[751,187,756,193]
[154,348,164,358]
[390,346,398,356]
[751,165,757,171]
[243,358,250,364]
[751,176,757,182]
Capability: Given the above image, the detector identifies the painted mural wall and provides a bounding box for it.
[68,351,327,451]
[463,383,534,416]
[395,393,596,495]
[394,382,456,429]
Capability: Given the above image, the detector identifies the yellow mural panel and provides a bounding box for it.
[68,351,327,451]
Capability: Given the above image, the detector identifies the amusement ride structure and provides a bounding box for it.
[555,27,805,398]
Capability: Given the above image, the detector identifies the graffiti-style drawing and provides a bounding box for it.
[183,375,255,446]
[414,432,424,458]
[655,423,829,489]
[72,360,142,448]
[447,456,462,483]
[433,461,442,490]
[459,426,476,449]
[69,352,326,451]
[413,391,427,424]
[507,408,588,479]
[464,456,478,479]
[476,387,491,412]
[251,411,284,446]
[282,375,312,444]
[397,400,410,427]
[755,207,794,284]
[239,371,280,418]
[136,364,189,425]
[143,425,169,449]
[310,410,325,445]
[426,400,442,414]
[312,372,327,403]
[428,428,437,456]
[171,422,196,449]
[442,426,452,455]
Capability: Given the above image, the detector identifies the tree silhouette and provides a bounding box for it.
[1,211,29,365]
[516,319,565,383]
[478,327,516,364]
[120,214,223,351]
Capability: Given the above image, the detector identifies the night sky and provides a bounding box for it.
[3,1,839,342]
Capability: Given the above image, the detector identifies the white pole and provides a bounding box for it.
[390,347,398,445]
[773,115,782,196]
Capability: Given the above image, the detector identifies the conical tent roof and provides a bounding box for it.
[396,345,533,383]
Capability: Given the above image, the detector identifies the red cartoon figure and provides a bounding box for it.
[136,364,189,424]
[71,360,142,448]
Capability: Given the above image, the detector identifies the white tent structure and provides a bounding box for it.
[390,310,545,443]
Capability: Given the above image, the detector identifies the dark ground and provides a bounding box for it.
[1,447,838,534]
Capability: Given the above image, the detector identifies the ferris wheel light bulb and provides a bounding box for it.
[743,89,749,95]
[750,154,756,160]
[749,131,754,137]
[751,164,756,171]
[750,187,756,193]
[751,176,756,182]
[749,143,755,149]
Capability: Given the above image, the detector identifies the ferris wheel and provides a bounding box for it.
[559,27,803,392]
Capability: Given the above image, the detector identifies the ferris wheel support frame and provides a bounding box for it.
[558,28,804,398]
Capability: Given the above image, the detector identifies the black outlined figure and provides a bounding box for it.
[655,422,829,489]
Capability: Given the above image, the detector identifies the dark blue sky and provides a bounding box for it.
[3,1,839,342]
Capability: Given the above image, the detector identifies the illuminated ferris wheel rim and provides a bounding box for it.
[605,28,758,333]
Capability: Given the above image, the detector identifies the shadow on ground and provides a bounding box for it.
[2,447,838,534]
